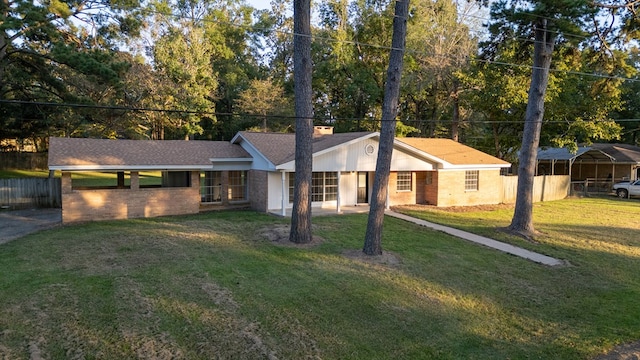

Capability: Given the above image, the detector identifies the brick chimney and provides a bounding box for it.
[313,126,334,136]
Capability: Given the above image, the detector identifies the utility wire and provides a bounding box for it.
[3,99,640,124]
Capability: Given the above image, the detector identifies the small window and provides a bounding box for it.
[228,171,248,201]
[425,171,434,185]
[289,173,295,203]
[397,171,412,191]
[465,170,479,191]
[201,171,222,203]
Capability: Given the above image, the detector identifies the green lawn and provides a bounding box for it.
[0,170,161,187]
[0,169,56,178]
[1,198,639,359]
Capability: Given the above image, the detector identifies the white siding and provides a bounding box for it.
[313,138,435,172]
[339,171,358,206]
[267,171,285,210]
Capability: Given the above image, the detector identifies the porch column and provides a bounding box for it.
[131,171,139,190]
[611,164,615,188]
[280,170,286,217]
[336,171,341,213]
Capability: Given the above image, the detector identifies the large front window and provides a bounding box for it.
[201,171,222,203]
[228,171,248,201]
[290,172,338,203]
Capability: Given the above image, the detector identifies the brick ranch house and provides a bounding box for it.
[48,127,510,223]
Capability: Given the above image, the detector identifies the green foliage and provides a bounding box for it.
[0,0,143,142]
[236,78,293,132]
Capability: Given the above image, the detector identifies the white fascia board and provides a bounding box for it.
[437,164,511,171]
[49,165,212,171]
[275,163,294,171]
[209,158,253,163]
[231,133,276,170]
[392,139,453,167]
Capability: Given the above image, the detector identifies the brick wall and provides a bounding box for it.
[424,171,438,205]
[388,171,417,206]
[249,170,268,212]
[434,169,502,207]
[60,171,201,223]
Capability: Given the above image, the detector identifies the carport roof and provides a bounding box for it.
[537,143,640,163]
[48,137,251,171]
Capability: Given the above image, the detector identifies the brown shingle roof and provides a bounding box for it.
[590,143,640,163]
[397,138,509,166]
[236,131,374,165]
[48,137,250,170]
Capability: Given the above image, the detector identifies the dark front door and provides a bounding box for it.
[357,172,368,204]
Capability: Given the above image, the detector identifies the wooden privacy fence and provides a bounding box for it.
[0,178,61,209]
[501,175,570,204]
[0,152,48,169]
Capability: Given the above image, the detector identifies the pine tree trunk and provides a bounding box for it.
[509,19,555,237]
[363,0,410,256]
[289,0,313,244]
[451,78,461,142]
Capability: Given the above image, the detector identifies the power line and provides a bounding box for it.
[3,99,640,124]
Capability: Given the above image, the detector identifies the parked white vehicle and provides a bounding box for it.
[612,179,640,198]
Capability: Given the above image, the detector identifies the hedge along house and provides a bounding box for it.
[49,127,511,223]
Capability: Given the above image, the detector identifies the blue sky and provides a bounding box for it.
[247,0,271,10]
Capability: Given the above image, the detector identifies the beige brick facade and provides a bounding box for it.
[388,171,418,206]
[60,171,201,223]
[432,169,503,207]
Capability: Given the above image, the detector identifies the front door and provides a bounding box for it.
[357,172,368,204]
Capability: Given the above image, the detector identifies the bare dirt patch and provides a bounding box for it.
[257,224,324,248]
[593,341,640,360]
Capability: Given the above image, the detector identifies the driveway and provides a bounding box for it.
[0,208,62,245]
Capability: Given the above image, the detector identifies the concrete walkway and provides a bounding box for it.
[386,211,565,267]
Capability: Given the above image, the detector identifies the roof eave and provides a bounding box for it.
[49,165,213,171]
[209,158,253,163]
[439,163,511,170]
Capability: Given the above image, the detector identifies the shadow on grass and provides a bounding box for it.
[0,210,638,359]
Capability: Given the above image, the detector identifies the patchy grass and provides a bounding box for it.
[1,199,639,359]
[0,169,58,178]
[71,171,162,187]
[0,169,161,187]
